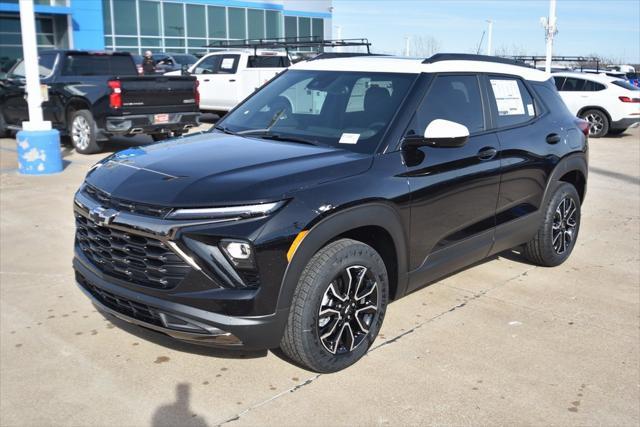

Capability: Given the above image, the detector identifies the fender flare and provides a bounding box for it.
[542,153,588,205]
[275,202,410,312]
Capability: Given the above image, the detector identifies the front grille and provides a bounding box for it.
[77,273,163,327]
[83,184,172,218]
[75,214,190,289]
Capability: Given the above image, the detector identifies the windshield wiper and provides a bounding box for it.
[214,125,236,135]
[254,133,320,146]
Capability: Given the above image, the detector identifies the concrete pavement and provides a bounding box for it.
[1,128,639,426]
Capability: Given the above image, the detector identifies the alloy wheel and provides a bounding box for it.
[584,113,604,136]
[72,115,91,150]
[552,197,578,255]
[317,265,379,355]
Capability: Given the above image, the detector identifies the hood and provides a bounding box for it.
[86,132,372,207]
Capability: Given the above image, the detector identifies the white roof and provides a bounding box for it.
[291,56,551,82]
[551,71,622,83]
[203,49,287,56]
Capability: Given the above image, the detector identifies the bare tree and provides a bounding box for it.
[494,43,528,57]
[407,35,442,57]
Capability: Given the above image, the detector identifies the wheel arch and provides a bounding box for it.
[544,153,588,206]
[276,202,410,312]
[65,97,92,126]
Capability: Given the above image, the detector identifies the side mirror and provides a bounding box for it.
[181,64,190,75]
[403,119,470,149]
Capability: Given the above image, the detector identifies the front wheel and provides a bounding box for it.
[580,109,609,138]
[280,238,389,373]
[523,182,581,267]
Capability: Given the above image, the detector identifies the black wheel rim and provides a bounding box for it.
[317,265,379,355]
[552,197,578,255]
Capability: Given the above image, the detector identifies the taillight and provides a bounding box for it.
[194,79,200,107]
[575,118,590,137]
[108,80,122,109]
[619,96,640,103]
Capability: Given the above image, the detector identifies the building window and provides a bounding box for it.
[247,9,264,39]
[139,1,160,36]
[0,14,58,72]
[228,7,246,39]
[284,16,297,40]
[113,0,137,36]
[266,10,281,39]
[102,0,112,36]
[186,4,205,38]
[208,6,226,39]
[283,16,325,52]
[163,2,184,37]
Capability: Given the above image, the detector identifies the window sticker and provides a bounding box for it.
[490,79,525,116]
[339,133,360,144]
[221,58,235,70]
[527,103,535,116]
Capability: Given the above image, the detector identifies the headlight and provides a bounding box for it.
[167,201,285,220]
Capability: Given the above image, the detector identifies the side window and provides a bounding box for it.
[218,55,239,74]
[194,56,221,74]
[407,75,485,135]
[582,80,605,91]
[488,76,537,128]
[553,76,565,91]
[561,77,586,91]
[532,83,572,116]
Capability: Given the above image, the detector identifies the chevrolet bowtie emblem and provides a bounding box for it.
[89,206,118,227]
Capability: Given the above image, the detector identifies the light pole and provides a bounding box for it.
[486,20,493,56]
[16,0,62,174]
[542,0,558,73]
[404,36,410,56]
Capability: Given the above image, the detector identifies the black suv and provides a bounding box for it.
[73,54,588,372]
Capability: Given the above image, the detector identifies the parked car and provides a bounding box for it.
[166,50,291,114]
[152,53,198,74]
[73,54,588,372]
[553,72,640,137]
[0,50,201,153]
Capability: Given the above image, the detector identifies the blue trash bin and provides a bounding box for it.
[16,129,63,175]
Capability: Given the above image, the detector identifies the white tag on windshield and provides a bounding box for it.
[339,133,360,144]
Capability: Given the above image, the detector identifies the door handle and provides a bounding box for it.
[546,133,561,144]
[229,79,236,82]
[477,147,497,161]
[203,79,210,82]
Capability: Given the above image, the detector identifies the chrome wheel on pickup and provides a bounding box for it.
[69,110,101,154]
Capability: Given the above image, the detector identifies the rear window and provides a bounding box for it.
[247,55,290,68]
[612,80,640,91]
[61,54,137,76]
[532,81,572,116]
[488,76,537,128]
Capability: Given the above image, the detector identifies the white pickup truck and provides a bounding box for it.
[166,51,290,114]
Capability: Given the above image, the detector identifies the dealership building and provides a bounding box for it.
[0,0,333,72]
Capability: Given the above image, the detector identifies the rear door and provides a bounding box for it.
[405,74,501,289]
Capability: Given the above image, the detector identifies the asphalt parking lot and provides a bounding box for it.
[1,127,639,426]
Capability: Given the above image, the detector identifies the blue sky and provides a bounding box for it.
[333,0,640,64]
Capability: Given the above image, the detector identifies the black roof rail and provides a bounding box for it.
[206,37,372,55]
[307,52,387,61]
[423,53,532,68]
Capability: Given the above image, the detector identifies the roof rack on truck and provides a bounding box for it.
[507,55,602,71]
[206,37,372,56]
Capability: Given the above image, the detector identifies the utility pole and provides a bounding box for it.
[404,36,410,56]
[16,0,62,174]
[334,25,342,52]
[542,0,558,73]
[486,20,493,56]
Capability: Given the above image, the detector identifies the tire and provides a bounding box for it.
[523,182,581,267]
[580,109,609,138]
[69,110,101,154]
[280,238,389,373]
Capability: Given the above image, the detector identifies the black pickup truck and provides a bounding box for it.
[0,50,200,154]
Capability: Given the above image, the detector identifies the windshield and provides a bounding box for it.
[613,80,640,91]
[218,70,417,154]
[10,53,57,79]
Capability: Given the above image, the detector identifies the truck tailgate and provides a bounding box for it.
[117,76,197,113]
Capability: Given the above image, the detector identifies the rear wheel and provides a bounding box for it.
[580,109,609,138]
[281,239,389,373]
[523,182,581,267]
[69,110,101,154]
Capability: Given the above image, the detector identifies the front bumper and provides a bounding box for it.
[104,112,200,135]
[74,256,289,350]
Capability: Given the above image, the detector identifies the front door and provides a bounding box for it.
[404,74,501,290]
[192,54,240,110]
